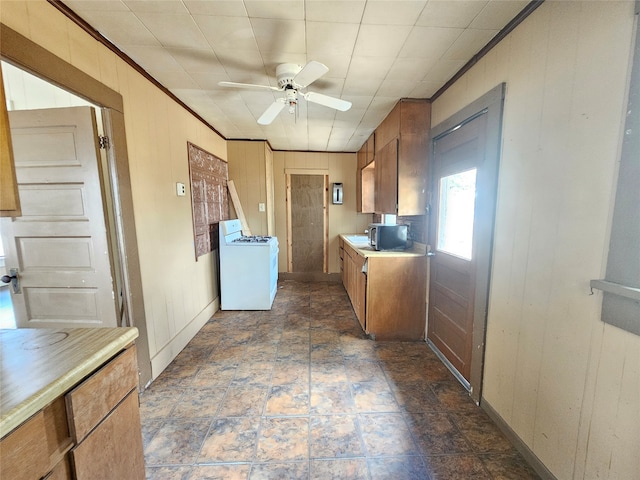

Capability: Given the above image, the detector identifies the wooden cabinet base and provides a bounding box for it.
[71,390,145,480]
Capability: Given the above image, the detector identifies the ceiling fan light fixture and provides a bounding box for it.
[219,60,350,125]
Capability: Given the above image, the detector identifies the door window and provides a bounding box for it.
[436,168,477,260]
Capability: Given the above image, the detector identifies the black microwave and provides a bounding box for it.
[368,223,408,251]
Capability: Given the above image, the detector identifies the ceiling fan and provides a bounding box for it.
[218,61,352,125]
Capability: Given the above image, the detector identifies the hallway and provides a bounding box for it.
[141,280,539,479]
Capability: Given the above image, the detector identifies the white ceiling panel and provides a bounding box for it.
[61,0,531,152]
[244,0,305,20]
[399,26,463,58]
[135,13,209,49]
[63,1,129,12]
[389,56,439,82]
[71,11,159,46]
[123,0,188,14]
[305,0,366,23]
[194,15,257,52]
[124,45,183,71]
[250,18,307,55]
[183,0,248,17]
[361,0,427,25]
[307,22,360,57]
[146,69,198,89]
[443,28,499,61]
[353,24,412,57]
[417,1,489,28]
[471,0,530,30]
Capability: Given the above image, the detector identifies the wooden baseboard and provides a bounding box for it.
[279,272,341,283]
[481,399,557,480]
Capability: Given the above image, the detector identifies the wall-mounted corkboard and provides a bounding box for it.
[187,142,229,259]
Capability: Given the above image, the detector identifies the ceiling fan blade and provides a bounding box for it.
[218,81,280,92]
[303,91,352,112]
[293,61,329,88]
[258,98,286,125]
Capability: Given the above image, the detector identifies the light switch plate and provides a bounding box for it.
[259,203,265,212]
[176,182,186,196]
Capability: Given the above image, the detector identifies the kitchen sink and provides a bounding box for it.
[344,235,369,245]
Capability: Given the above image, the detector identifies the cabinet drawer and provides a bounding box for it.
[0,396,72,480]
[66,346,138,442]
[70,390,145,480]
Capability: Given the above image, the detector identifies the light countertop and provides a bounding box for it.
[0,327,139,437]
[340,234,427,258]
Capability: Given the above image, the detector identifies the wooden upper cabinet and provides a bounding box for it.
[373,99,430,215]
[375,140,398,214]
[366,134,375,164]
[376,103,400,151]
[356,133,376,213]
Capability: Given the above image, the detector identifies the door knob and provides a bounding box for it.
[1,268,21,294]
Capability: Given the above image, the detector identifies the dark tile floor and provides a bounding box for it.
[141,280,540,480]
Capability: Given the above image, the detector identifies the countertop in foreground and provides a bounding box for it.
[0,327,139,437]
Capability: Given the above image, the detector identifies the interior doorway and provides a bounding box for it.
[0,62,122,329]
[286,173,328,273]
[427,84,505,403]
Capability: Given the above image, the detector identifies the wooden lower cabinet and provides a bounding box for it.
[0,345,144,480]
[71,391,145,480]
[341,237,427,341]
[366,255,427,340]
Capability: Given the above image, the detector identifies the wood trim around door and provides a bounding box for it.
[0,24,151,388]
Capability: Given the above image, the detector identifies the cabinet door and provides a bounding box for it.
[375,140,398,214]
[71,390,145,480]
[397,133,429,216]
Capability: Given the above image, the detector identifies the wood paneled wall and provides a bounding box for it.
[1,0,227,381]
[432,2,639,479]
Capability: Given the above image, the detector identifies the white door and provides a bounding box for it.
[1,106,118,328]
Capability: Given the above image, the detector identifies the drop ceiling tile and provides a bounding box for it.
[307,103,338,121]
[388,56,438,82]
[399,26,463,58]
[422,59,467,83]
[409,80,441,98]
[340,95,374,110]
[194,15,257,51]
[250,18,306,55]
[166,48,223,73]
[124,0,188,14]
[213,47,270,83]
[377,78,416,97]
[305,0,366,23]
[124,45,183,70]
[443,28,498,61]
[416,1,488,28]
[134,13,209,49]
[63,1,129,12]
[244,0,304,20]
[353,24,412,57]
[147,69,198,89]
[334,107,366,126]
[183,0,248,16]
[308,78,344,96]
[190,71,236,89]
[342,74,383,96]
[347,56,395,82]
[73,11,160,46]
[307,21,359,56]
[362,0,427,25]
[470,0,529,30]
